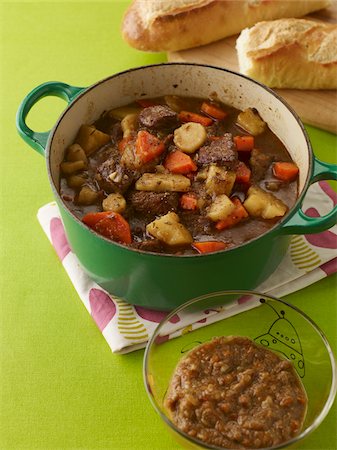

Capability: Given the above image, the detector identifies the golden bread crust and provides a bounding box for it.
[236,18,337,89]
[122,0,332,52]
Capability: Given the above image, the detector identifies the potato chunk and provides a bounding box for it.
[66,144,88,164]
[243,186,287,219]
[109,105,141,120]
[164,95,189,113]
[77,186,99,205]
[75,125,110,156]
[174,122,207,153]
[207,195,236,222]
[102,193,126,213]
[135,173,190,192]
[237,108,266,136]
[66,174,87,188]
[205,165,236,196]
[60,160,87,175]
[146,212,193,246]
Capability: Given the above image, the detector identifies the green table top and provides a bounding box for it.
[1,2,336,449]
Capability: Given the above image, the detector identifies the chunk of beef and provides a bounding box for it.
[94,113,123,140]
[128,191,179,216]
[197,134,238,169]
[180,213,212,237]
[250,148,273,181]
[95,158,134,194]
[138,105,178,131]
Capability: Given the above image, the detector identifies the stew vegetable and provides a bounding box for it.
[60,95,299,255]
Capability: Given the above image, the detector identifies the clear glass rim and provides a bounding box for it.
[143,290,337,450]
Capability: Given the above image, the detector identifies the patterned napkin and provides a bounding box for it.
[37,181,337,354]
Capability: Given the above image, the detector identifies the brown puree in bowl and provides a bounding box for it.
[164,336,307,449]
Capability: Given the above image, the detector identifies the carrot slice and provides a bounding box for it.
[135,130,165,164]
[82,211,132,244]
[82,211,112,228]
[178,111,213,127]
[164,150,197,174]
[180,192,198,210]
[273,162,299,181]
[234,135,254,151]
[235,161,251,184]
[215,197,249,230]
[192,241,228,254]
[201,102,228,120]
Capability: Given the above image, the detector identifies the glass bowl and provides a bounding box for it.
[143,291,336,450]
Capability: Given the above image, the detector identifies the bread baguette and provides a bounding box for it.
[236,18,337,89]
[122,0,332,52]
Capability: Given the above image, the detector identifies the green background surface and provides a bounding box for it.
[1,2,336,449]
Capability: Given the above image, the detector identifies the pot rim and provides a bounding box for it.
[46,62,313,258]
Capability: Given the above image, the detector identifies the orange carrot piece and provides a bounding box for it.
[82,211,112,228]
[180,193,198,210]
[192,241,228,254]
[178,111,213,127]
[234,135,254,151]
[273,162,299,181]
[83,211,132,244]
[164,150,197,174]
[215,197,249,230]
[236,161,251,184]
[135,130,165,164]
[201,102,228,120]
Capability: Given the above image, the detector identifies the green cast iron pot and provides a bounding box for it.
[16,63,337,310]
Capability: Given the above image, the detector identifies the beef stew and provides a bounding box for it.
[59,96,299,255]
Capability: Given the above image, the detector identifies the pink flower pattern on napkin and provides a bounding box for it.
[304,182,337,250]
[89,288,116,331]
[135,306,180,324]
[50,218,71,261]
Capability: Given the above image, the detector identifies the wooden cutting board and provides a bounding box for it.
[168,5,337,134]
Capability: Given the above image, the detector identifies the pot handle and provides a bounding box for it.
[281,156,337,235]
[16,82,85,156]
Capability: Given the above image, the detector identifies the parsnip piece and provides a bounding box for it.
[66,144,88,164]
[244,186,287,219]
[77,186,99,205]
[135,173,190,192]
[60,160,87,175]
[102,193,126,213]
[66,174,87,188]
[207,195,236,222]
[205,165,236,196]
[237,108,266,136]
[146,212,193,246]
[109,105,141,120]
[174,122,207,153]
[121,113,139,138]
[75,125,110,156]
